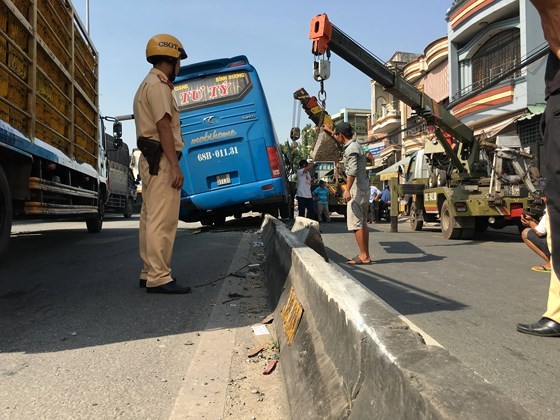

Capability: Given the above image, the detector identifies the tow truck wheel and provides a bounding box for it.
[409,202,423,231]
[123,197,133,218]
[0,164,13,257]
[440,200,462,240]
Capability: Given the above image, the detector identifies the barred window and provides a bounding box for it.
[472,29,521,90]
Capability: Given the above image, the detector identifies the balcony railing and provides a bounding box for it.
[374,104,400,122]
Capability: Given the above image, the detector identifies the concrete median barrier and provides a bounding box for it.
[261,215,533,419]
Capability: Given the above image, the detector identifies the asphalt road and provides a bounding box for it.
[0,215,260,419]
[3,213,558,418]
[319,216,560,419]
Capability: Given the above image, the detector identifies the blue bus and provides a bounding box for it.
[173,55,291,225]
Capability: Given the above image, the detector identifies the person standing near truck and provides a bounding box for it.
[313,180,331,222]
[326,122,371,265]
[517,1,560,336]
[133,34,191,294]
[296,159,316,220]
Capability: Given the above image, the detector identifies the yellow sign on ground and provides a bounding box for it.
[281,287,304,345]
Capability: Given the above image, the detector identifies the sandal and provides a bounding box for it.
[347,256,372,265]
[531,265,551,273]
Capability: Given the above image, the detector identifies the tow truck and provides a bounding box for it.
[308,14,543,239]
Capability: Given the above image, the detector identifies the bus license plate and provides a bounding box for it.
[217,173,231,186]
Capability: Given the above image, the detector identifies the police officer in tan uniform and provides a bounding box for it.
[133,34,191,294]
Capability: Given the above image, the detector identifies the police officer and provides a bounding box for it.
[134,34,190,294]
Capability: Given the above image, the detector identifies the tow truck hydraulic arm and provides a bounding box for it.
[309,13,472,173]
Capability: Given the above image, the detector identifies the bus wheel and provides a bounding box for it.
[234,212,243,219]
[440,200,461,240]
[213,215,226,226]
[0,165,13,257]
[200,217,212,226]
[410,202,423,231]
[124,197,133,218]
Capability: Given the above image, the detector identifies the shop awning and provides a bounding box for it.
[469,111,524,137]
[377,156,412,181]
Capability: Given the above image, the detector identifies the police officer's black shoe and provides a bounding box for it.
[517,317,560,337]
[146,280,192,294]
[140,277,176,288]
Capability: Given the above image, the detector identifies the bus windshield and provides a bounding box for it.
[173,71,253,112]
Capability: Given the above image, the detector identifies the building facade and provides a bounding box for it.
[368,52,420,170]
[330,108,370,143]
[400,37,450,157]
[365,0,546,175]
[446,0,546,170]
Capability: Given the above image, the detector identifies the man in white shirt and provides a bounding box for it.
[296,159,316,220]
[368,184,380,223]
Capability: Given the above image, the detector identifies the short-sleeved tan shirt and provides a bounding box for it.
[133,68,184,152]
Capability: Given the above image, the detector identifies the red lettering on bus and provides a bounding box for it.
[208,85,219,98]
[218,82,232,96]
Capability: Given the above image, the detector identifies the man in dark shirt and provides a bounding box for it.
[517,0,560,336]
[377,185,390,221]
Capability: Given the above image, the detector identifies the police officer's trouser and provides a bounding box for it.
[138,154,180,287]
[542,90,560,323]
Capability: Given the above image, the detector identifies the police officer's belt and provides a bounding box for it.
[137,137,182,175]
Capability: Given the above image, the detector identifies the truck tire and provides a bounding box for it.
[440,200,462,240]
[123,197,133,218]
[86,215,103,233]
[86,202,103,233]
[409,201,423,231]
[0,165,12,257]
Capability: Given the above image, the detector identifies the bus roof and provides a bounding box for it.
[178,55,251,78]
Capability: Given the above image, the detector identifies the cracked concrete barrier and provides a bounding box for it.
[260,215,533,419]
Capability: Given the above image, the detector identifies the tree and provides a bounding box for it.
[281,123,317,177]
[301,124,317,157]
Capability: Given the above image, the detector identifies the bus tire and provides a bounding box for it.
[0,164,13,257]
[213,215,226,226]
[124,197,133,218]
[200,217,213,226]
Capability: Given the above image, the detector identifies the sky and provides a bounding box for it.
[75,0,454,152]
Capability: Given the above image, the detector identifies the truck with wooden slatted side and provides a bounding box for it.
[0,0,110,257]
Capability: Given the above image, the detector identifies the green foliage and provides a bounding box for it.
[302,124,317,155]
[281,123,317,176]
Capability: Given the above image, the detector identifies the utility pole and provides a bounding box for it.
[85,0,90,34]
